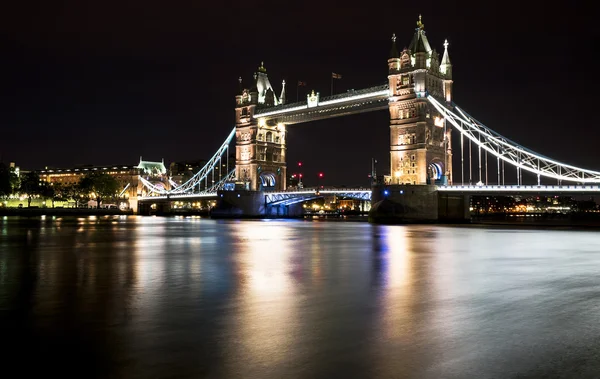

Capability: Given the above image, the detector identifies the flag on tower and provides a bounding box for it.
[297,80,307,86]
[332,72,342,79]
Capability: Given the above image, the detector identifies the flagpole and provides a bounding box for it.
[330,74,333,97]
[297,82,299,102]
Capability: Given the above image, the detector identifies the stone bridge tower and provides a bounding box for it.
[235,62,287,191]
[387,16,453,185]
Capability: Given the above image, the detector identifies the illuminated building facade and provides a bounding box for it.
[235,62,287,191]
[388,16,453,185]
[38,158,168,208]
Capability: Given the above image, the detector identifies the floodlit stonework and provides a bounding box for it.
[388,16,453,185]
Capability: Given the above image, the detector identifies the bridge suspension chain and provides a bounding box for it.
[140,127,236,196]
[428,96,600,184]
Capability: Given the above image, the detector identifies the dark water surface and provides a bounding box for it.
[2,216,600,378]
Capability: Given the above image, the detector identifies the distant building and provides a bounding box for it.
[9,162,20,177]
[169,159,208,186]
[36,158,168,209]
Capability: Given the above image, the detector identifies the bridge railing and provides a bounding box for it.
[254,84,389,116]
[438,184,600,192]
[317,84,389,103]
[263,187,371,193]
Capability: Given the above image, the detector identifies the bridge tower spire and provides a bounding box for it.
[234,64,287,191]
[440,39,453,102]
[387,15,453,185]
[388,33,400,73]
[280,80,286,105]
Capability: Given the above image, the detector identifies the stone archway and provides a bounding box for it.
[259,172,277,190]
[428,160,444,184]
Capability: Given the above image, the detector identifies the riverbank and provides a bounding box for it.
[0,208,133,216]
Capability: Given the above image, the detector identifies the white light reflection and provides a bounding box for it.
[382,225,412,289]
[369,226,424,377]
[222,221,301,376]
[131,217,168,320]
[374,226,415,337]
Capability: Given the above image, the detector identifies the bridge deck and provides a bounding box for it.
[254,86,390,124]
[139,185,600,203]
[438,185,600,194]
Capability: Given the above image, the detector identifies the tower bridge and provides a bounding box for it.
[138,16,600,221]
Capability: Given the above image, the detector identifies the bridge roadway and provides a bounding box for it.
[139,184,600,204]
[138,187,373,204]
[437,184,600,195]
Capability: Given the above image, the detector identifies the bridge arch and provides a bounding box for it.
[259,172,277,190]
[427,159,445,184]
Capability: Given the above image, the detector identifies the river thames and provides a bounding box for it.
[1,216,600,378]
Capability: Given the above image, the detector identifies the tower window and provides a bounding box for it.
[266,132,273,143]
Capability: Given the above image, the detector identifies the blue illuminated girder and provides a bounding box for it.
[265,189,372,206]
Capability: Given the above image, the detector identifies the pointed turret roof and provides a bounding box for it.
[254,61,280,105]
[389,33,399,58]
[280,80,286,105]
[258,61,267,73]
[441,39,451,65]
[408,15,431,54]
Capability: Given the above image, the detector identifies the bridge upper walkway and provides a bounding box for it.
[253,85,390,124]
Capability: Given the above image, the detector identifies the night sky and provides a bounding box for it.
[2,1,598,186]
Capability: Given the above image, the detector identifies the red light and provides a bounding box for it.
[292,174,296,178]
[299,174,303,178]
[318,173,323,178]
[298,162,302,167]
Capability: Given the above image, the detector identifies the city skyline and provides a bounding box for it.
[2,1,598,186]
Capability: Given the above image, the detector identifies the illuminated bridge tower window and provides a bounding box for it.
[388,15,453,185]
[235,62,287,191]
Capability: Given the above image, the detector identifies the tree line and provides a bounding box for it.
[0,163,121,208]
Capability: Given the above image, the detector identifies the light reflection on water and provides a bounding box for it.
[1,216,600,378]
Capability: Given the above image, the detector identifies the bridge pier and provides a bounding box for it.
[369,184,469,224]
[211,190,304,219]
[138,201,152,216]
[137,200,171,216]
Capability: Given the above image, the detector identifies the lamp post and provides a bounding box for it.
[298,162,303,187]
